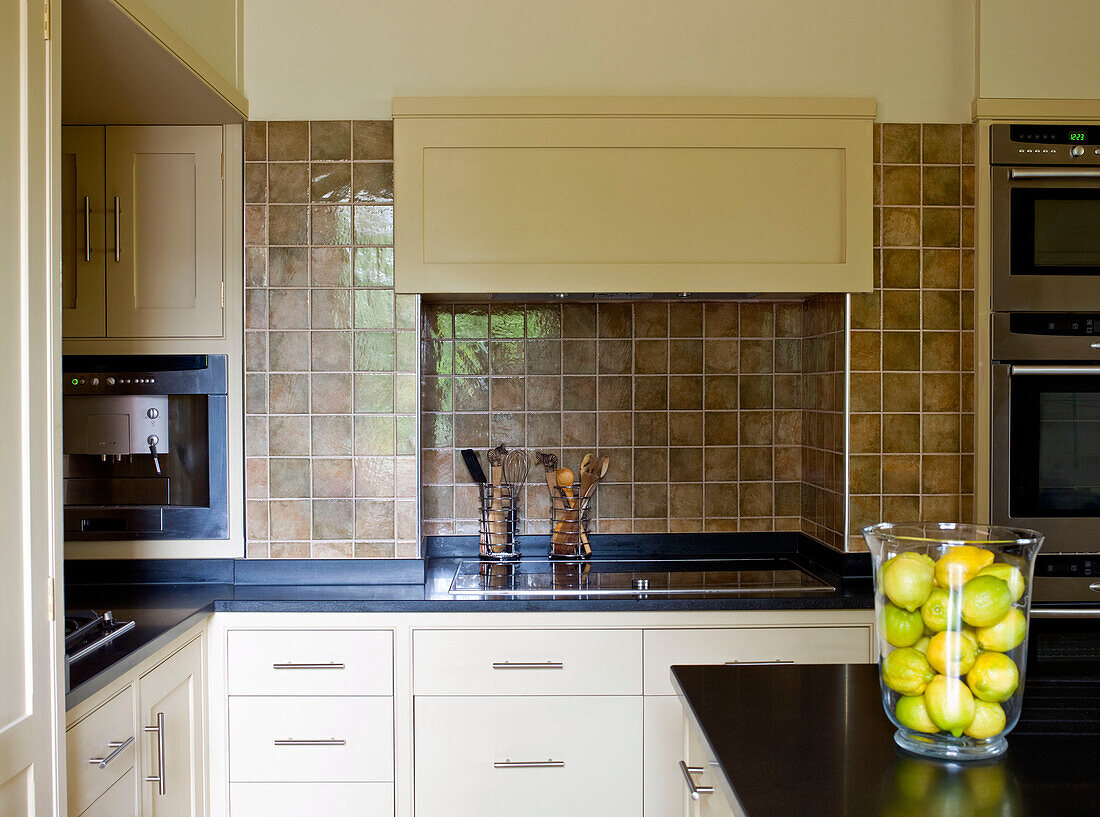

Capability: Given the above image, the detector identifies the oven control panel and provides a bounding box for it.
[1010,313,1100,336]
[1038,556,1099,578]
[992,124,1100,165]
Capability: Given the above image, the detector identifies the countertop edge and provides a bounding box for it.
[65,604,214,711]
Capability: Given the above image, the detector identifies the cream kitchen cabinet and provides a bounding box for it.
[61,125,225,340]
[139,636,206,817]
[393,97,875,296]
[66,625,207,817]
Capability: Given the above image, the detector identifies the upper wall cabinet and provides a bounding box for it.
[62,125,225,340]
[393,97,875,295]
[63,0,246,125]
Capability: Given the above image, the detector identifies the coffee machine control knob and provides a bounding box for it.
[147,408,159,419]
[106,376,115,385]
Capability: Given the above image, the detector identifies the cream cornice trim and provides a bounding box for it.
[392,96,876,120]
[972,97,1100,122]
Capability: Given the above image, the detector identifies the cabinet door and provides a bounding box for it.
[106,126,224,338]
[61,126,106,337]
[138,636,204,817]
[80,767,138,817]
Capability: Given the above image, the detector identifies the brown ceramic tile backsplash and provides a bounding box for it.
[243,121,418,558]
[847,123,976,551]
[420,300,844,538]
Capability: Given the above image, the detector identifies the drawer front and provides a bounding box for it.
[230,783,393,816]
[228,629,393,695]
[415,696,642,817]
[67,684,136,816]
[229,697,394,782]
[644,626,872,694]
[413,629,641,695]
[78,767,137,817]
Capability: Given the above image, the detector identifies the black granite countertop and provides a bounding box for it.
[64,533,873,709]
[672,663,1100,817]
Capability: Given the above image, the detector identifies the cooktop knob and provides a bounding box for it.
[1071,145,1086,157]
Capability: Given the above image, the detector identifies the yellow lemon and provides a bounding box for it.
[883,647,937,695]
[883,603,925,648]
[976,607,1028,652]
[913,635,931,654]
[961,575,1013,627]
[964,700,1007,740]
[920,587,963,632]
[895,695,940,734]
[883,553,935,612]
[924,675,976,737]
[967,652,1019,703]
[934,545,995,589]
[976,563,1026,603]
[926,630,978,677]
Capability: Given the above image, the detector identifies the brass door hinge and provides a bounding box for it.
[43,0,50,39]
[47,577,54,621]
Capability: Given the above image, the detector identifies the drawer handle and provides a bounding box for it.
[723,659,794,665]
[493,759,565,769]
[88,736,133,769]
[680,760,714,800]
[491,661,564,670]
[144,712,166,796]
[272,662,346,670]
[273,738,347,746]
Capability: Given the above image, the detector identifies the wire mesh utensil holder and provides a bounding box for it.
[548,481,591,560]
[478,482,521,560]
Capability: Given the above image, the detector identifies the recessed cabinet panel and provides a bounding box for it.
[79,767,138,817]
[423,146,844,265]
[394,97,875,295]
[66,683,136,816]
[106,126,224,338]
[61,127,106,337]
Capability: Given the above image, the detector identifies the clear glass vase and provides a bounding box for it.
[863,522,1043,761]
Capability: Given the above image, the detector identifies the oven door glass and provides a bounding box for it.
[1011,372,1100,516]
[1011,188,1100,275]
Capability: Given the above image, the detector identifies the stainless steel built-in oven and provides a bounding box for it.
[992,313,1100,552]
[991,124,1100,312]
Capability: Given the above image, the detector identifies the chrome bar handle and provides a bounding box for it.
[491,661,564,670]
[724,659,795,665]
[1031,607,1100,618]
[680,760,713,800]
[273,738,346,746]
[113,196,120,262]
[83,196,91,261]
[88,736,133,769]
[493,759,565,769]
[1010,365,1100,375]
[272,662,346,670]
[144,712,165,796]
[1009,168,1100,180]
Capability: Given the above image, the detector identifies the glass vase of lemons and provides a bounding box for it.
[864,522,1043,761]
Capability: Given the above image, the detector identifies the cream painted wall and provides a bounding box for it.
[244,0,974,122]
[978,0,1100,100]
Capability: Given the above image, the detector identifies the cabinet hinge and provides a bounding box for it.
[47,577,54,621]
[43,0,50,40]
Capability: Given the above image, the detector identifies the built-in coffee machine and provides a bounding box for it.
[62,354,229,540]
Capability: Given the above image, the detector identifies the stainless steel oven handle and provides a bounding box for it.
[1009,168,1100,180]
[1009,365,1100,376]
[1031,607,1100,619]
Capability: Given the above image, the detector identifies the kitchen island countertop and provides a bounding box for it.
[671,662,1100,817]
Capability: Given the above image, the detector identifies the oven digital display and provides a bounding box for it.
[1070,131,1088,142]
[1010,125,1095,145]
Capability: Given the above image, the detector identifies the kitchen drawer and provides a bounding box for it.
[67,684,136,816]
[643,626,872,694]
[228,629,393,695]
[413,628,641,695]
[415,695,642,817]
[229,696,394,782]
[78,767,137,817]
[230,782,393,816]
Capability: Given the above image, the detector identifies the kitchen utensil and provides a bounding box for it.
[503,449,529,489]
[576,455,608,556]
[536,452,561,512]
[460,449,487,484]
[486,445,508,549]
[556,468,575,507]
